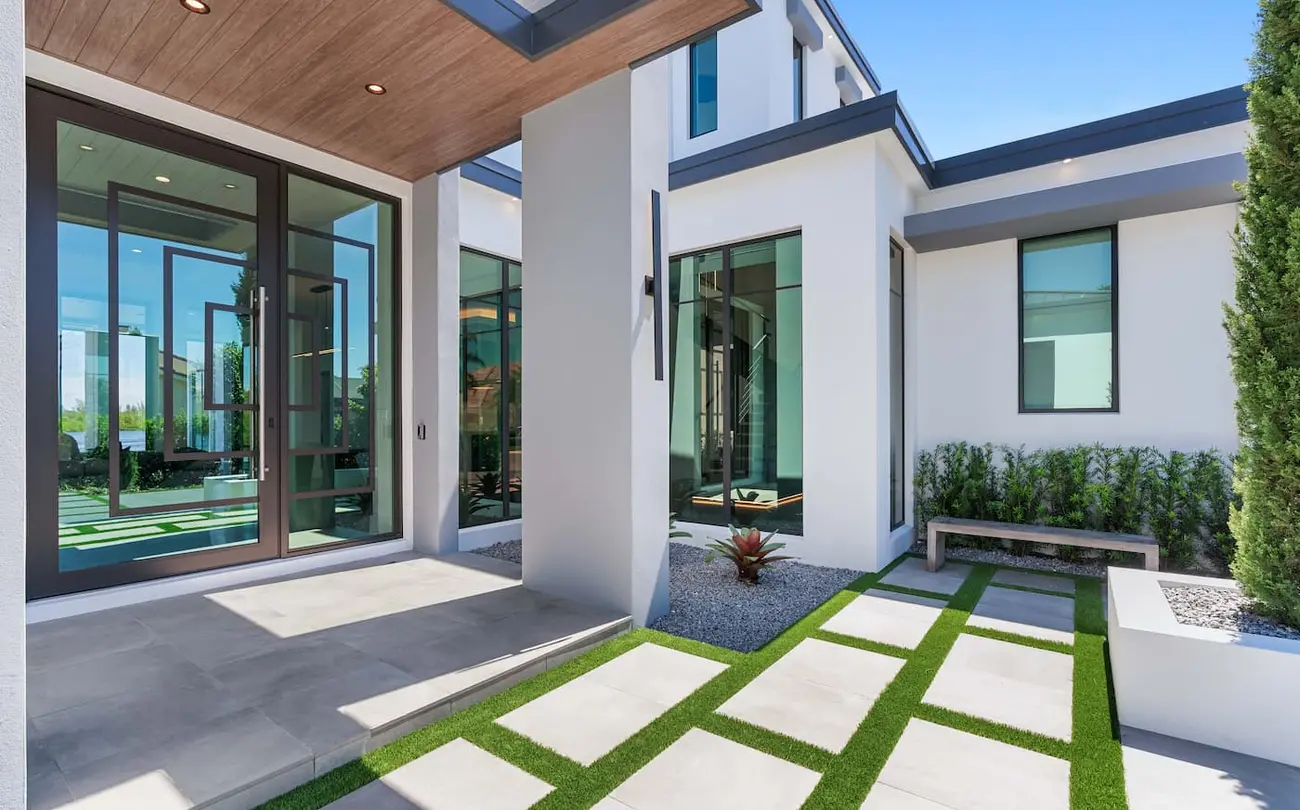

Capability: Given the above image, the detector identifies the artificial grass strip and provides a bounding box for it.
[698,713,837,773]
[462,723,587,790]
[913,703,1072,761]
[801,563,997,809]
[808,628,912,659]
[1070,578,1129,810]
[962,624,1075,655]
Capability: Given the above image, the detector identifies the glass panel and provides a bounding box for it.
[669,250,722,304]
[669,296,728,526]
[1021,229,1115,410]
[462,250,504,298]
[792,38,804,121]
[55,121,260,572]
[461,285,506,526]
[286,174,396,548]
[889,241,904,529]
[507,287,523,519]
[690,35,718,138]
[730,285,803,535]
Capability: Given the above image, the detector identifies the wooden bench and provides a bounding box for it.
[926,516,1160,573]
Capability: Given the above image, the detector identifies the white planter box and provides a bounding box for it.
[1108,567,1300,767]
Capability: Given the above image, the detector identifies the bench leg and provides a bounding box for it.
[927,526,945,572]
[1144,548,1160,572]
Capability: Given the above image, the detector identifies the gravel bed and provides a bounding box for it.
[471,540,522,565]
[650,543,863,652]
[1162,584,1300,641]
[910,541,1108,579]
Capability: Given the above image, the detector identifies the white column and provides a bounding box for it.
[522,63,671,626]
[410,169,461,556]
[0,1,25,805]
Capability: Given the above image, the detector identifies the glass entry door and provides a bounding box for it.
[28,90,283,597]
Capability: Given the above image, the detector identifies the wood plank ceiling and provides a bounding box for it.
[27,0,749,180]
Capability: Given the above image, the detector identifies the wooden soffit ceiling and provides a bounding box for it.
[27,0,755,180]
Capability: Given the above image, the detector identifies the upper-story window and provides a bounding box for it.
[1019,227,1118,413]
[689,35,718,138]
[792,37,805,121]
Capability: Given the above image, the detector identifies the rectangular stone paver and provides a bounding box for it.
[968,586,1075,645]
[880,558,971,596]
[872,719,1069,810]
[497,643,727,765]
[609,729,821,810]
[923,634,1073,741]
[324,739,553,810]
[990,568,1076,595]
[718,638,903,752]
[822,591,946,650]
[1122,726,1300,810]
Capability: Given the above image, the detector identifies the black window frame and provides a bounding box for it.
[1017,225,1120,414]
[889,239,905,530]
[689,35,718,139]
[792,37,805,122]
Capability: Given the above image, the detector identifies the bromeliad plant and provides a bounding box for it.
[705,526,795,585]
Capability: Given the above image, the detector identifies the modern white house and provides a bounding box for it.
[4,0,1250,805]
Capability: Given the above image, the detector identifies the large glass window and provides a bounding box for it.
[669,234,803,535]
[1020,228,1117,412]
[792,38,805,122]
[690,35,718,138]
[459,249,522,526]
[890,240,905,529]
[285,174,398,549]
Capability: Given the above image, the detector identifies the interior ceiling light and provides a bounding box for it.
[155,175,171,184]
[1063,158,1074,164]
[223,183,238,189]
[78,144,95,152]
[364,83,387,96]
[181,0,211,14]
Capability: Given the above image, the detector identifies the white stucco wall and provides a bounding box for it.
[2,7,26,807]
[669,132,917,571]
[669,0,874,161]
[460,178,522,260]
[914,203,1240,454]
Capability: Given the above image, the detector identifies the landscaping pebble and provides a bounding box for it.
[652,543,864,652]
[472,540,523,565]
[913,541,1108,579]
[1161,584,1300,642]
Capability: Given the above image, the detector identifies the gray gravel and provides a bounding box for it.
[911,541,1108,579]
[472,540,523,565]
[650,543,863,652]
[1162,584,1300,641]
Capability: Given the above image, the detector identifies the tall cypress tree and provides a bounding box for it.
[1226,0,1300,627]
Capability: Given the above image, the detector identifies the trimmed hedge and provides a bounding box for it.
[914,442,1235,569]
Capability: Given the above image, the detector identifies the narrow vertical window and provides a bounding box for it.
[1019,228,1118,412]
[689,35,718,138]
[889,241,905,529]
[792,37,805,121]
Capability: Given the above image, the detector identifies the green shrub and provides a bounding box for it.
[1224,0,1300,627]
[913,443,1235,571]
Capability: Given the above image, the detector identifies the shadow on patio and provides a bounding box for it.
[26,551,628,810]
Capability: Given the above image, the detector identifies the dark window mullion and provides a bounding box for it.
[721,246,733,523]
[499,257,511,519]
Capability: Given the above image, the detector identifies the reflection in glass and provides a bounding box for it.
[669,236,803,534]
[55,121,260,572]
[1021,229,1116,411]
[689,35,718,138]
[458,250,522,527]
[285,174,396,549]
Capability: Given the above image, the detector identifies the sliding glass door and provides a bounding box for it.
[668,234,804,535]
[27,88,399,599]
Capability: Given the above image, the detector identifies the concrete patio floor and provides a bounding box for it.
[26,552,629,810]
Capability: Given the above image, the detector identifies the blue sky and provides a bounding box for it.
[840,0,1257,159]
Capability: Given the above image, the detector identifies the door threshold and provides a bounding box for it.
[26,537,413,624]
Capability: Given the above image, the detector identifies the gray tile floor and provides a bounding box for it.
[26,552,628,810]
[1121,726,1300,810]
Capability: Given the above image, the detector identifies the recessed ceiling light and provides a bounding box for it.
[131,248,142,254]
[78,144,95,152]
[223,183,238,189]
[180,0,211,14]
[1062,158,1073,164]
[155,175,171,184]
[364,83,387,96]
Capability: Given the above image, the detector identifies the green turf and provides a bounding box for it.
[257,554,1130,810]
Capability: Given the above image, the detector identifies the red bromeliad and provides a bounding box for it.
[704,526,795,584]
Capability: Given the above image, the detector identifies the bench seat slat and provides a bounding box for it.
[927,517,1156,549]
